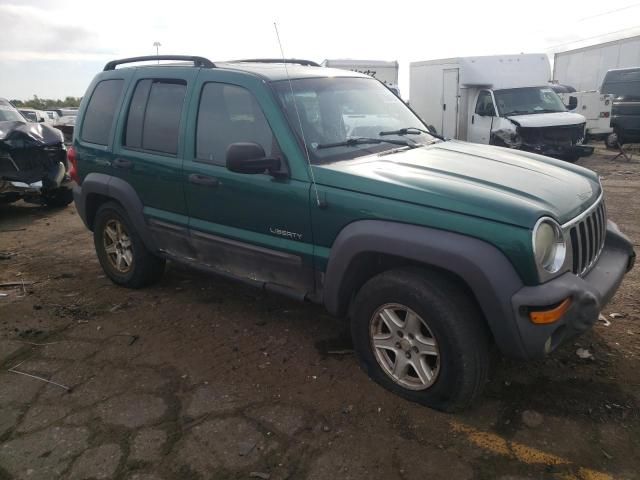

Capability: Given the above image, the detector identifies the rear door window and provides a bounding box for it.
[81,79,124,145]
[124,79,187,155]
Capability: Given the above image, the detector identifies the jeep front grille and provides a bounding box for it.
[566,198,607,276]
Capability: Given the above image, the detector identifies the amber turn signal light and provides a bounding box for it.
[529,298,572,324]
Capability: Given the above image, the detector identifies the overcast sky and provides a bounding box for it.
[1,0,640,100]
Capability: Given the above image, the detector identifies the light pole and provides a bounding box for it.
[153,41,161,63]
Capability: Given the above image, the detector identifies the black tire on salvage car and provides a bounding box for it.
[93,201,165,288]
[43,187,74,208]
[350,267,490,412]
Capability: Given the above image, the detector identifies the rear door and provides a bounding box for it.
[467,90,496,144]
[441,68,459,138]
[182,74,314,294]
[111,68,198,254]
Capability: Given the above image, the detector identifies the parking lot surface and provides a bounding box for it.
[1,149,639,480]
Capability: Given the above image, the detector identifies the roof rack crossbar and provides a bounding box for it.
[231,58,321,67]
[103,55,216,71]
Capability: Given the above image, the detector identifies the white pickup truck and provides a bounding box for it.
[409,54,593,162]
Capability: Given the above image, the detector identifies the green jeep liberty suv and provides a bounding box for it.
[71,56,635,411]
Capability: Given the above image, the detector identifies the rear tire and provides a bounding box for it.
[43,187,73,208]
[93,201,165,288]
[351,268,490,412]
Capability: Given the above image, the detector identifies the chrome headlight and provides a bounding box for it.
[533,218,566,274]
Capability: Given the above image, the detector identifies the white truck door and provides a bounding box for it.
[441,69,459,138]
[468,90,496,144]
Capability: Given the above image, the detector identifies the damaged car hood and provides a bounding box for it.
[505,111,586,127]
[313,140,601,228]
[0,121,64,147]
[0,120,66,185]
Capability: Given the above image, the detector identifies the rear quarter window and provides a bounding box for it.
[81,79,124,145]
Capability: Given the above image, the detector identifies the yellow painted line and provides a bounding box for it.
[450,421,613,480]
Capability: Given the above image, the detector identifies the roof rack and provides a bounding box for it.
[231,58,321,67]
[103,55,216,71]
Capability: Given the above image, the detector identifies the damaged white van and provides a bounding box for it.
[409,54,593,162]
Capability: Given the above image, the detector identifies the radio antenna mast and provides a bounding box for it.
[273,22,322,207]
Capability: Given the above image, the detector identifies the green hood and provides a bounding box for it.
[313,140,601,228]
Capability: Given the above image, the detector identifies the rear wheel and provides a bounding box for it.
[43,187,73,208]
[351,268,490,411]
[94,202,165,288]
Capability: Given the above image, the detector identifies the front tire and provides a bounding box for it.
[351,268,490,412]
[93,201,165,288]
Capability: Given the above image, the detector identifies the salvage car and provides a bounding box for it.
[72,56,634,411]
[0,98,73,207]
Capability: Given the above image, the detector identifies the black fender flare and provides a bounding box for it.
[74,173,157,252]
[322,220,527,358]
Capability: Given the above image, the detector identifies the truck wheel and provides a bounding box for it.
[563,153,580,163]
[351,268,490,412]
[93,201,165,288]
[43,187,73,208]
[605,133,619,149]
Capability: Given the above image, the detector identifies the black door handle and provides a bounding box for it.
[443,103,447,111]
[471,115,475,124]
[113,158,132,169]
[188,173,219,187]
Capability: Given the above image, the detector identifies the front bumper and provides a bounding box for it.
[510,221,634,359]
[520,144,594,158]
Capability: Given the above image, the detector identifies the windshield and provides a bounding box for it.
[272,77,435,164]
[0,101,26,122]
[494,87,566,116]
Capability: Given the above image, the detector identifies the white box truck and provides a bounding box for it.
[409,54,593,161]
[322,59,400,96]
[553,35,640,92]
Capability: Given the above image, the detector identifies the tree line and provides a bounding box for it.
[10,95,82,110]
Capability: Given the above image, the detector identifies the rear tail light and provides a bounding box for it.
[67,146,79,184]
[599,112,610,118]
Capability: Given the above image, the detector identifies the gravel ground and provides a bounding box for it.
[0,148,638,480]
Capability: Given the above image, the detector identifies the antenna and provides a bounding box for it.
[273,22,322,208]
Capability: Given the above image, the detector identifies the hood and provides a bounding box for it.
[506,111,586,128]
[0,120,64,148]
[313,140,600,228]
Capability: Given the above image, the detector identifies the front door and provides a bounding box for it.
[183,79,314,294]
[468,90,496,144]
[442,68,459,138]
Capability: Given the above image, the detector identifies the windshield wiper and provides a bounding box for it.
[379,126,445,141]
[316,137,417,150]
[503,110,531,116]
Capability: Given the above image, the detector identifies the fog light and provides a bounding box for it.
[529,298,572,324]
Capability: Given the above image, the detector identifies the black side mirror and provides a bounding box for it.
[566,96,578,110]
[38,117,46,123]
[226,142,282,175]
